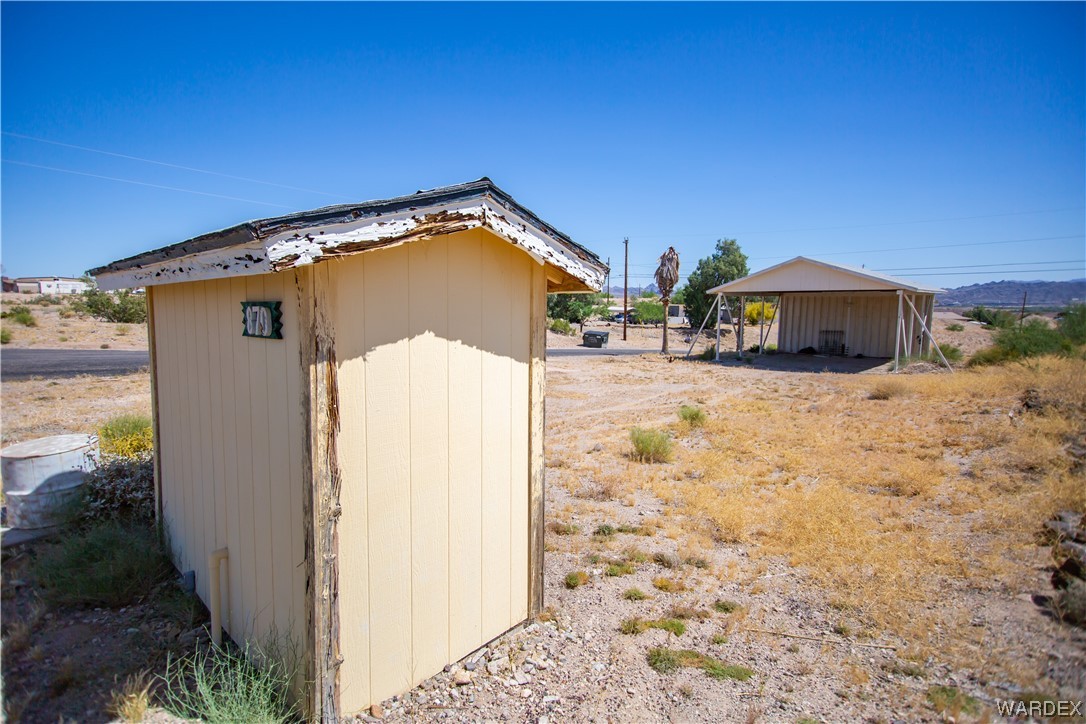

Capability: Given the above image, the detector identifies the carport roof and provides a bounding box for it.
[706,257,943,295]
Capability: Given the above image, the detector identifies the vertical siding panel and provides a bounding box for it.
[447,231,483,660]
[508,248,530,623]
[364,249,412,701]
[246,275,276,638]
[230,276,258,639]
[282,271,307,664]
[481,234,513,638]
[200,282,226,621]
[263,273,294,641]
[182,283,201,588]
[408,238,451,681]
[156,287,181,560]
[335,258,371,714]
[213,279,242,636]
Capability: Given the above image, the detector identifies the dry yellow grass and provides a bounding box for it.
[649,357,1086,667]
[108,670,154,722]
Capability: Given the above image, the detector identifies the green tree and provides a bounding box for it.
[75,288,147,324]
[547,293,608,331]
[683,239,749,329]
[634,299,665,325]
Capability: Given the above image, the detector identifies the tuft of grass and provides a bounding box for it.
[548,521,580,536]
[116,324,130,336]
[620,616,688,636]
[647,647,753,681]
[630,427,673,463]
[711,634,728,645]
[594,523,616,537]
[678,405,706,427]
[623,587,648,601]
[833,622,853,638]
[615,523,645,535]
[666,605,711,620]
[159,643,298,724]
[623,547,650,563]
[930,343,964,364]
[564,571,589,589]
[32,520,173,607]
[652,576,684,593]
[945,322,965,332]
[98,414,154,457]
[48,657,80,697]
[4,305,37,327]
[653,551,681,569]
[101,343,111,349]
[868,379,909,400]
[712,599,742,614]
[109,671,154,722]
[926,685,979,717]
[0,328,11,344]
[605,562,635,577]
[2,621,32,656]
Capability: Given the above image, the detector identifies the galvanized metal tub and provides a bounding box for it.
[1,434,98,529]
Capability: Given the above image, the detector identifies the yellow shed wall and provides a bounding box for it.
[332,228,535,714]
[152,274,307,659]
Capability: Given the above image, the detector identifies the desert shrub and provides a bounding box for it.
[652,576,684,592]
[1058,303,1086,345]
[3,305,37,326]
[932,343,963,364]
[712,599,742,614]
[969,320,1072,366]
[58,307,75,319]
[926,685,979,716]
[868,379,909,400]
[621,617,686,636]
[633,299,665,325]
[594,523,616,537]
[98,414,154,457]
[630,427,673,463]
[744,300,776,325]
[75,289,147,324]
[605,562,635,577]
[109,671,154,722]
[623,587,648,601]
[1055,579,1086,626]
[81,453,155,524]
[160,643,298,724]
[548,318,574,336]
[564,571,589,589]
[646,647,752,680]
[548,521,580,535]
[945,323,964,332]
[697,346,716,361]
[965,305,1015,328]
[0,328,10,344]
[678,405,706,427]
[32,520,173,607]
[747,343,777,354]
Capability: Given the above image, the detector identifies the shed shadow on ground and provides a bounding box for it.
[699,352,893,374]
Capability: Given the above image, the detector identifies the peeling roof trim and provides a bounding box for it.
[706,256,944,295]
[90,178,607,292]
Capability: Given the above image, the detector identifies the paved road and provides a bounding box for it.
[548,347,657,358]
[1,348,150,380]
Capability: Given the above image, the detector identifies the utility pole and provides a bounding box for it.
[1019,291,1028,327]
[606,257,611,303]
[623,238,629,341]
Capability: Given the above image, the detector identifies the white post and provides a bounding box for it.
[685,295,719,359]
[738,296,746,359]
[894,290,903,372]
[759,295,766,354]
[715,294,722,361]
[904,294,953,372]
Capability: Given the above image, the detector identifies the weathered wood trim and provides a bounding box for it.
[145,286,164,525]
[527,262,547,617]
[296,266,343,722]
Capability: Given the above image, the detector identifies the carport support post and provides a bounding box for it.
[738,296,746,359]
[894,290,903,372]
[715,294,722,361]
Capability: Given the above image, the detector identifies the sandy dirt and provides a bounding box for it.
[1,293,147,351]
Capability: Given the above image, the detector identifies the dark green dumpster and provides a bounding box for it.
[582,331,609,348]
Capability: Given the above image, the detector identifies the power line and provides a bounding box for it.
[749,234,1085,261]
[2,130,348,200]
[898,268,1084,277]
[3,159,295,209]
[877,260,1084,272]
[623,206,1084,239]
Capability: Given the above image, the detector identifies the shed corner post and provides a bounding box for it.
[144,285,164,525]
[894,290,903,372]
[297,264,343,723]
[528,263,547,618]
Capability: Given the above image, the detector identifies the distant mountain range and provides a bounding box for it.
[936,279,1085,308]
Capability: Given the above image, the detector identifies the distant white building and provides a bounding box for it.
[13,277,90,295]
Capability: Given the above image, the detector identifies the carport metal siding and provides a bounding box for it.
[777,292,935,358]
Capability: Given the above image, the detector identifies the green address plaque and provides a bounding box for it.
[241,301,284,340]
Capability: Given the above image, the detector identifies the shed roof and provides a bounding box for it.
[706,257,943,295]
[89,178,608,293]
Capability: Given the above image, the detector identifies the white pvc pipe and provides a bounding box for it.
[208,547,229,647]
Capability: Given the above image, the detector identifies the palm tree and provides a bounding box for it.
[655,246,680,354]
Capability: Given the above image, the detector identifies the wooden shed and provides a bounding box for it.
[89,178,607,719]
[705,257,946,369]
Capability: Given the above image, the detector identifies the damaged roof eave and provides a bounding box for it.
[89,178,608,293]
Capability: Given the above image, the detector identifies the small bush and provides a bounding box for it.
[81,453,155,523]
[965,305,1015,328]
[605,562,635,577]
[969,320,1072,366]
[32,520,173,607]
[666,605,710,620]
[710,634,728,645]
[712,599,742,614]
[58,307,75,319]
[98,414,154,457]
[116,324,130,336]
[653,551,680,569]
[1058,303,1086,344]
[75,289,147,324]
[926,685,979,716]
[702,660,754,681]
[564,571,589,589]
[623,587,648,601]
[548,522,580,536]
[548,318,574,336]
[630,427,673,463]
[594,523,616,537]
[945,323,964,332]
[646,647,752,680]
[652,576,684,593]
[932,343,963,364]
[678,405,706,427]
[0,328,10,344]
[5,305,37,326]
[109,671,154,722]
[744,301,776,326]
[868,379,909,400]
[1055,579,1086,626]
[160,643,298,723]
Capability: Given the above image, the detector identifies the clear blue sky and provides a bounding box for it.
[2,2,1083,290]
